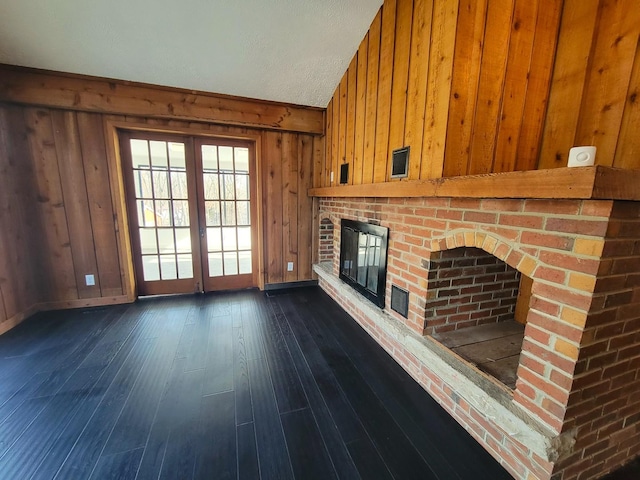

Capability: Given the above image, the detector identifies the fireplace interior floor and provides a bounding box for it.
[432,321,525,389]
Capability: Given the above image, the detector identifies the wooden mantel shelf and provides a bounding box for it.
[308,166,640,201]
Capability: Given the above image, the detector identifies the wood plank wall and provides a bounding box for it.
[320,0,640,187]
[0,69,322,332]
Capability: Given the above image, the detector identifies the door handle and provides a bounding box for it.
[200,227,205,238]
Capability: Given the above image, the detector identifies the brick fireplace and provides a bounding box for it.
[311,168,640,480]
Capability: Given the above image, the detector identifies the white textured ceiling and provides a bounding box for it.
[0,0,382,107]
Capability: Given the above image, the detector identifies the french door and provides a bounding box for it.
[120,131,258,296]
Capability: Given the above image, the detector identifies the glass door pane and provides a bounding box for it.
[198,140,255,290]
[130,139,193,282]
[123,133,202,296]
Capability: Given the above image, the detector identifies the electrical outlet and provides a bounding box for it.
[85,274,95,286]
[287,262,294,272]
[330,171,334,183]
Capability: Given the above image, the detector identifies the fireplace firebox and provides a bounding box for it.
[339,219,388,307]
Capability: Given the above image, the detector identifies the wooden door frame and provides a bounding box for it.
[103,119,265,299]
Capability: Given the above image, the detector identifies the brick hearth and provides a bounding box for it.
[315,196,640,480]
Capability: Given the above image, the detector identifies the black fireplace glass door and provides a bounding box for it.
[339,219,388,308]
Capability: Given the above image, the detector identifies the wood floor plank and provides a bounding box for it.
[268,297,362,480]
[29,311,158,480]
[202,312,234,396]
[478,355,520,389]
[52,337,155,479]
[345,437,394,480]
[101,308,187,455]
[194,391,236,480]
[234,325,254,426]
[184,301,210,372]
[452,333,525,364]
[248,356,294,480]
[237,422,260,480]
[432,320,525,348]
[241,299,266,360]
[0,365,104,479]
[281,407,339,480]
[157,368,205,480]
[258,297,308,414]
[89,447,144,480]
[133,356,189,480]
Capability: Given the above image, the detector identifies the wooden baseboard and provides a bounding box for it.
[263,280,318,291]
[41,295,132,311]
[0,304,40,336]
[0,295,133,336]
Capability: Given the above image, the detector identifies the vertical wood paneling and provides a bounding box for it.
[338,75,348,168]
[24,108,77,301]
[387,0,414,169]
[263,132,284,284]
[51,110,102,299]
[514,0,563,171]
[492,0,539,173]
[331,84,340,185]
[0,285,6,323]
[282,133,299,283]
[373,0,397,182]
[363,10,382,185]
[324,100,333,187]
[575,0,640,166]
[77,112,123,297]
[0,106,42,319]
[443,0,488,177]
[405,0,433,180]
[467,0,514,175]
[422,0,459,179]
[298,135,313,280]
[345,57,358,184]
[353,34,369,186]
[614,43,640,168]
[538,1,600,169]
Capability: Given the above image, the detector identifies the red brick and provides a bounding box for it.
[522,339,576,375]
[545,218,609,236]
[536,266,567,284]
[463,211,497,224]
[530,296,561,316]
[611,257,640,275]
[520,231,574,251]
[527,310,584,343]
[524,199,581,215]
[519,367,569,404]
[519,353,546,376]
[581,200,614,217]
[531,282,592,311]
[450,198,482,210]
[436,209,463,220]
[481,199,524,212]
[500,214,545,229]
[526,324,552,346]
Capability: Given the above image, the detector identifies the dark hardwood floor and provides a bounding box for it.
[0,287,635,480]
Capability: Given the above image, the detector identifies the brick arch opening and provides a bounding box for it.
[424,241,535,390]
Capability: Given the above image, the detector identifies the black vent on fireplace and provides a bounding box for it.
[391,146,409,178]
[391,285,409,318]
[339,163,349,184]
[339,219,389,308]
